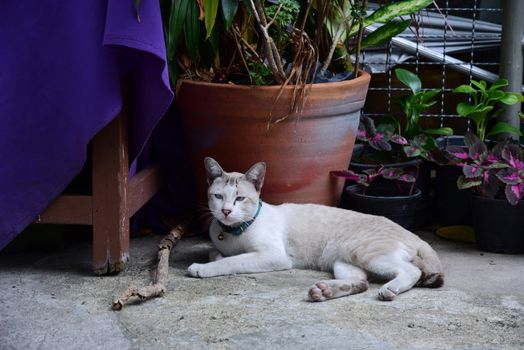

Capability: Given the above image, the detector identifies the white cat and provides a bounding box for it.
[188,157,444,301]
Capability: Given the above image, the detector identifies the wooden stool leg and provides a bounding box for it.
[92,112,130,275]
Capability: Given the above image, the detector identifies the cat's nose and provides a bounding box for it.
[222,209,232,217]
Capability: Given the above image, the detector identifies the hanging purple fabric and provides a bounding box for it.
[0,0,173,250]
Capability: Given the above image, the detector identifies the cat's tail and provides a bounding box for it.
[413,242,444,288]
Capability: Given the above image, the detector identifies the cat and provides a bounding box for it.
[188,157,444,301]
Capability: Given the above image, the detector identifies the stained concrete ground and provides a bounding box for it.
[1,229,523,350]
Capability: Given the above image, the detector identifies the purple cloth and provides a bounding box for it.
[0,0,173,250]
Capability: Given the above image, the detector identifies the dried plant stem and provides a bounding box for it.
[233,25,260,59]
[111,224,186,311]
[248,0,285,83]
[319,22,345,76]
[353,0,368,78]
[231,28,252,84]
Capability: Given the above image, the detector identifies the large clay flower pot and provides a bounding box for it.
[176,72,371,206]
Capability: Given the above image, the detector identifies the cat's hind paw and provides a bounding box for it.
[308,280,369,302]
[378,286,397,301]
[308,282,333,302]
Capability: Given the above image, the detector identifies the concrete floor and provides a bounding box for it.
[1,230,523,350]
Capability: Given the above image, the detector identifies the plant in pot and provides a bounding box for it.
[162,0,435,206]
[350,67,452,228]
[446,131,524,253]
[331,165,422,230]
[352,68,452,182]
[434,78,523,226]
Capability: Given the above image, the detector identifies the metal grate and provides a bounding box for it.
[360,0,506,134]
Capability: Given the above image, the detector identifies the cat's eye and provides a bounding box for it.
[235,196,245,202]
[214,194,223,200]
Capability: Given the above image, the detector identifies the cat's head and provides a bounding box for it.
[204,157,266,226]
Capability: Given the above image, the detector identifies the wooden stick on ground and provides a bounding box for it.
[111,223,186,310]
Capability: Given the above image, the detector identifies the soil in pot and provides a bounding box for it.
[469,194,524,254]
[342,183,423,231]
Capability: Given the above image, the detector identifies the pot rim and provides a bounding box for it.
[467,191,524,207]
[350,159,419,169]
[345,183,422,200]
[177,70,371,91]
[350,143,420,169]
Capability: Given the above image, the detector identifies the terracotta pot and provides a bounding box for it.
[176,72,371,206]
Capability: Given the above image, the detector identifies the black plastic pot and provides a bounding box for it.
[435,136,471,226]
[469,193,524,254]
[350,143,432,228]
[343,183,423,230]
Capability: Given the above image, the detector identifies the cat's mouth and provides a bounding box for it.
[218,217,240,226]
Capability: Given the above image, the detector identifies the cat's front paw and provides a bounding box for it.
[187,263,216,278]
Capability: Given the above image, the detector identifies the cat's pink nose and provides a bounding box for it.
[222,209,232,217]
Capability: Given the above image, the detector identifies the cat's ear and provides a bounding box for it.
[204,157,224,185]
[244,162,266,192]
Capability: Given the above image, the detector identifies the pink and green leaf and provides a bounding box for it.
[504,183,524,206]
[463,164,483,178]
[496,168,522,185]
[330,170,360,181]
[457,175,482,190]
[390,134,408,145]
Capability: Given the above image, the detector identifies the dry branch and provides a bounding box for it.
[111,224,186,311]
[248,0,286,83]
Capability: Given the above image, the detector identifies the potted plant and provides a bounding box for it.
[351,68,452,181]
[350,68,452,228]
[331,165,422,229]
[446,131,524,253]
[161,0,434,206]
[434,78,523,226]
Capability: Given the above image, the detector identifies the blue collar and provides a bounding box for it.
[218,201,263,236]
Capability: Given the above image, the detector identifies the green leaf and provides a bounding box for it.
[207,17,220,52]
[184,0,201,64]
[200,21,220,69]
[168,59,178,87]
[160,0,172,35]
[403,146,422,158]
[221,0,239,29]
[420,89,440,103]
[488,79,508,92]
[348,0,433,37]
[453,84,476,94]
[204,0,219,39]
[457,175,481,190]
[456,102,476,116]
[358,20,411,52]
[510,92,524,102]
[499,93,520,105]
[486,122,523,138]
[424,127,454,136]
[471,80,487,92]
[395,68,421,94]
[475,105,494,115]
[487,89,505,102]
[168,0,190,60]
